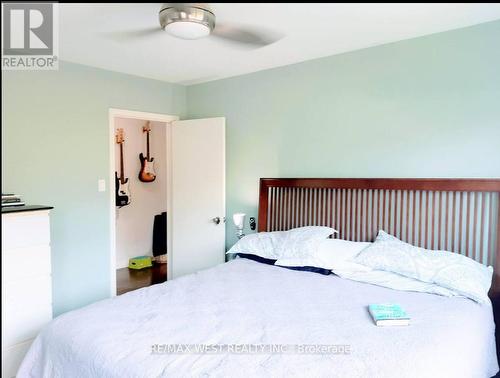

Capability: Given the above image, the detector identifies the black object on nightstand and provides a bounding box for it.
[249,217,256,231]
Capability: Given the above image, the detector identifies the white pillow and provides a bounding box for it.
[317,239,372,271]
[275,239,371,272]
[332,268,461,298]
[226,230,285,259]
[354,230,493,303]
[280,226,338,259]
[227,226,337,260]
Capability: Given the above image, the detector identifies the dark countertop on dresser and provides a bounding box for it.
[1,205,53,214]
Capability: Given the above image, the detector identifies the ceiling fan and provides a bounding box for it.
[107,3,283,48]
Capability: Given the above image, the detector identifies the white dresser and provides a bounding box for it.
[1,207,53,378]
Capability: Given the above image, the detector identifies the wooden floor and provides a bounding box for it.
[116,263,167,295]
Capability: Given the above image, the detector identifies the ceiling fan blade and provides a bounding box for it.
[211,23,283,48]
[99,27,164,42]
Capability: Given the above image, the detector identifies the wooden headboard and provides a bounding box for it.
[258,178,500,294]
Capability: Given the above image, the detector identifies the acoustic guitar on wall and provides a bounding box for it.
[139,122,156,183]
[115,128,131,207]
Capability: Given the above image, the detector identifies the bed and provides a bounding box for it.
[18,178,500,378]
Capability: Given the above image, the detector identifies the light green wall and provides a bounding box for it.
[2,21,500,315]
[186,21,500,248]
[1,62,186,315]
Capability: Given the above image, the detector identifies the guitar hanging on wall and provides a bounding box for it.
[138,122,156,182]
[115,128,131,207]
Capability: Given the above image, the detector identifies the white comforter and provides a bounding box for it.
[18,259,498,378]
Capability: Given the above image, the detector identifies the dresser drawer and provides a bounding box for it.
[3,302,52,347]
[2,245,51,283]
[3,275,52,308]
[3,276,52,346]
[2,212,50,250]
[2,339,33,378]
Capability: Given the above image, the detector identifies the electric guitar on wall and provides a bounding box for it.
[138,122,156,182]
[115,128,131,207]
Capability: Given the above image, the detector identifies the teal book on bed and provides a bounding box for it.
[368,304,410,326]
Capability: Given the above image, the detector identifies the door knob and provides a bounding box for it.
[212,217,221,225]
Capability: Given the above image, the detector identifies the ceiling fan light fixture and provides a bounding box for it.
[165,22,211,40]
[160,3,215,40]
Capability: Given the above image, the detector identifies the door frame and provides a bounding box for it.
[108,108,179,296]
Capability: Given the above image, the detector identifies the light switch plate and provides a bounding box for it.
[98,179,106,192]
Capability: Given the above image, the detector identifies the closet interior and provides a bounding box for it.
[114,117,167,294]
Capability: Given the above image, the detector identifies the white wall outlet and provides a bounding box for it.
[98,179,106,192]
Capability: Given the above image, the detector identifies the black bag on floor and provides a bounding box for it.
[153,212,167,256]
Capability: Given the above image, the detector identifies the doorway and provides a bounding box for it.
[109,109,226,297]
[109,109,178,296]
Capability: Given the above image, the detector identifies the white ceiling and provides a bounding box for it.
[59,3,500,85]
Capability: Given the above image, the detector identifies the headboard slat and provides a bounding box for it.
[258,178,500,296]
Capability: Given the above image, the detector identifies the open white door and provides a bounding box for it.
[170,117,225,278]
